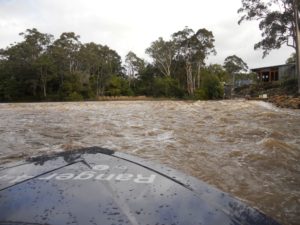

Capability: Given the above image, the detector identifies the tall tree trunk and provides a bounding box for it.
[186,62,194,95]
[197,63,201,88]
[69,60,73,73]
[167,65,171,77]
[40,67,47,97]
[43,84,47,97]
[43,69,47,97]
[99,67,104,96]
[96,69,100,97]
[293,0,300,94]
[193,76,196,92]
[231,73,236,98]
[59,65,64,88]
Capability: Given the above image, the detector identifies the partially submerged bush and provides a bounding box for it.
[195,74,224,100]
[65,92,84,101]
[153,77,185,98]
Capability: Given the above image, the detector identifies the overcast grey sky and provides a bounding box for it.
[0,0,294,68]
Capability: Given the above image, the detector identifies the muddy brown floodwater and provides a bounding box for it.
[0,100,299,225]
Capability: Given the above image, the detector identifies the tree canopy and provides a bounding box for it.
[224,55,248,87]
[146,37,175,77]
[238,0,298,56]
[171,27,216,95]
[224,55,248,74]
[0,27,252,101]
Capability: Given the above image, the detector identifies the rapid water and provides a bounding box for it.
[0,100,299,225]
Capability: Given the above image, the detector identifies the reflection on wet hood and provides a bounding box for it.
[0,147,281,225]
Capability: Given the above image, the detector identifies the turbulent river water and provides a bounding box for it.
[0,100,299,225]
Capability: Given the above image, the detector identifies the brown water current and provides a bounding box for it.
[0,100,299,225]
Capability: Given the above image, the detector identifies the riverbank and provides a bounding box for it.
[246,95,300,109]
[235,79,300,109]
[266,95,300,109]
[96,95,175,101]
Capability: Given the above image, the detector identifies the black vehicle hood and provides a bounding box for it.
[0,147,280,225]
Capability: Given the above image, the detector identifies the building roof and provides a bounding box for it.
[251,63,295,71]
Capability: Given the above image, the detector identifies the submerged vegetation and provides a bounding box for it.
[0,27,252,102]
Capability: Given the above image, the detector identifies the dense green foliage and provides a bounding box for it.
[0,27,251,101]
[223,55,248,87]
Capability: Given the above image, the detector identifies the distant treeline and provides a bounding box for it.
[0,27,251,101]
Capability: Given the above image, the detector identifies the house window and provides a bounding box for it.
[262,72,269,82]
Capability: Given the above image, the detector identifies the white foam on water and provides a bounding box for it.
[250,100,280,111]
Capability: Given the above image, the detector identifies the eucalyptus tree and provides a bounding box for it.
[238,0,300,93]
[125,51,145,87]
[0,28,54,97]
[35,52,54,97]
[0,43,29,98]
[99,46,122,95]
[19,28,53,61]
[23,29,54,97]
[223,55,248,87]
[192,29,216,88]
[50,32,81,87]
[103,46,122,76]
[172,27,216,95]
[146,37,175,77]
[79,42,99,74]
[78,42,102,96]
[172,27,194,95]
[206,64,229,82]
[79,43,122,96]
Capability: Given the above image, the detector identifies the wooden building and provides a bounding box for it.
[251,64,295,82]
